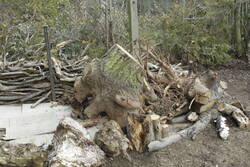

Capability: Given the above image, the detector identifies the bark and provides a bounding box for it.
[218,103,249,128]
[48,117,105,167]
[95,120,131,160]
[148,111,212,152]
[216,115,229,140]
[235,1,243,57]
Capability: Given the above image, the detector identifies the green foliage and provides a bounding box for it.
[104,48,142,87]
[0,0,107,60]
[160,3,232,66]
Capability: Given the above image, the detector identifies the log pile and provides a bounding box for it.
[0,56,90,105]
[72,44,250,155]
[1,44,249,165]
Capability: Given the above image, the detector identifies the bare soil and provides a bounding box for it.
[104,63,250,167]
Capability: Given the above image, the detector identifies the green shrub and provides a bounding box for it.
[161,3,232,66]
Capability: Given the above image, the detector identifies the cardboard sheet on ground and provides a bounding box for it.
[0,102,72,146]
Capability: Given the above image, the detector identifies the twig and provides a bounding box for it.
[31,91,51,108]
[148,111,212,152]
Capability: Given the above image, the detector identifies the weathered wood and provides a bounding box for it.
[31,91,51,108]
[0,103,72,144]
[127,114,144,152]
[216,115,229,140]
[218,103,250,128]
[144,115,155,142]
[0,143,47,167]
[128,0,139,56]
[52,57,76,82]
[151,114,162,140]
[161,123,191,138]
[148,111,212,152]
[95,120,131,160]
[48,117,105,167]
[44,25,56,101]
[187,112,199,122]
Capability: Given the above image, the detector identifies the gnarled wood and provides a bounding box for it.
[48,117,105,167]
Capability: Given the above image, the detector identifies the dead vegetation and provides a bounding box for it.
[0,44,249,167]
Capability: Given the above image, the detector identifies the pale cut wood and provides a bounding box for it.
[187,112,199,122]
[161,123,191,138]
[148,111,212,152]
[218,103,250,128]
[48,117,105,167]
[0,103,72,144]
[152,115,162,140]
[9,134,54,146]
[199,99,217,113]
[145,115,155,142]
[216,115,229,140]
[170,114,188,124]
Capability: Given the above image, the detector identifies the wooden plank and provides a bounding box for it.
[128,0,140,56]
[0,128,6,138]
[0,104,22,118]
[22,103,72,115]
[9,134,54,146]
[0,103,72,144]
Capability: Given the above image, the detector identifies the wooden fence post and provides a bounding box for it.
[43,25,56,101]
[128,0,140,57]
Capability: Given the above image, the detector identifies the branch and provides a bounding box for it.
[148,111,212,152]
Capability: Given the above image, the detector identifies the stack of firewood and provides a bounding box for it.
[0,44,249,167]
[0,56,90,106]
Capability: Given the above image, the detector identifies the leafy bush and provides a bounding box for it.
[160,3,232,66]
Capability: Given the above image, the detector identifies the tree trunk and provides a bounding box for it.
[235,1,243,58]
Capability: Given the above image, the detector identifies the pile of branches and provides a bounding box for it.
[72,44,250,156]
[0,44,249,167]
[0,56,89,106]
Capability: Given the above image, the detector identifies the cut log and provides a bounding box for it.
[216,115,229,140]
[161,123,191,138]
[48,117,105,167]
[148,111,212,152]
[187,112,199,122]
[151,114,162,140]
[188,77,210,98]
[170,114,188,124]
[127,114,145,152]
[74,58,148,128]
[199,99,217,113]
[95,120,132,160]
[144,115,155,143]
[218,103,249,128]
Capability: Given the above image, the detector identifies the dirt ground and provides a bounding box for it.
[104,62,250,167]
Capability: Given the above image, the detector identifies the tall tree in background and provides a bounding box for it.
[234,1,243,58]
